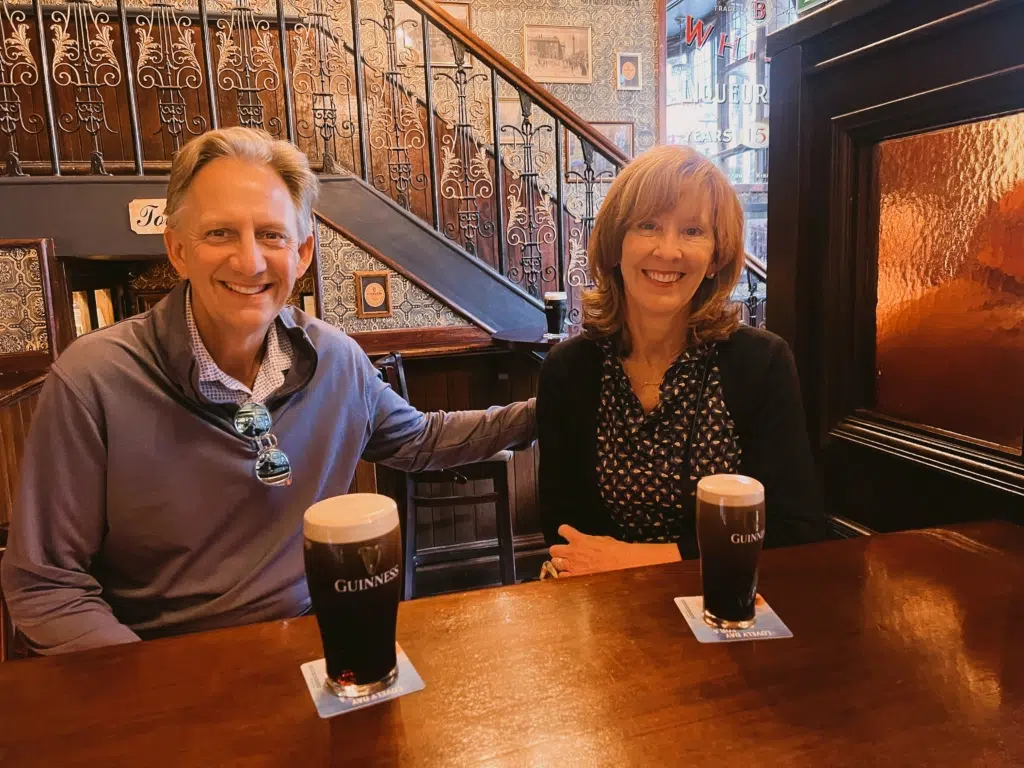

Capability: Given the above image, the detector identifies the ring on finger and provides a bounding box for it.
[553,557,569,572]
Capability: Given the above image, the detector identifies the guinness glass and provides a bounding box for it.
[696,475,766,630]
[543,291,567,338]
[303,494,402,697]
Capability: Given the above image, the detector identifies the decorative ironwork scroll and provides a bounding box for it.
[564,139,614,323]
[134,0,205,153]
[501,89,555,298]
[292,0,356,173]
[432,40,492,254]
[361,0,425,210]
[215,0,281,134]
[50,0,123,175]
[0,0,41,175]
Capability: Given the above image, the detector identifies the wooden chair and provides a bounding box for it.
[0,523,30,662]
[373,353,517,599]
[0,523,11,661]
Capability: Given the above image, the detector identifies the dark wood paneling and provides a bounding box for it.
[766,0,1024,531]
[765,44,808,404]
[346,460,378,495]
[350,326,494,357]
[0,380,44,527]
[380,350,541,557]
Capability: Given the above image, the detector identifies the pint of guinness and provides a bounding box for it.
[303,494,402,697]
[695,474,766,630]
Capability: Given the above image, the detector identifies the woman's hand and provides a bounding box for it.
[548,525,680,576]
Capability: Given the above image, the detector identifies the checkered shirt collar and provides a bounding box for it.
[185,285,293,405]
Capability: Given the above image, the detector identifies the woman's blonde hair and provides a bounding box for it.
[582,144,746,352]
[165,127,319,240]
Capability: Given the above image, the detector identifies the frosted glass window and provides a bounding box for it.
[875,113,1024,454]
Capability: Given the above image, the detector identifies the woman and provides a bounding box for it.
[538,145,825,577]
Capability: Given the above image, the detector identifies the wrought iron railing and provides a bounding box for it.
[1,0,764,328]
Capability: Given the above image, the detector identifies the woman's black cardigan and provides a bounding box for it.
[536,326,827,555]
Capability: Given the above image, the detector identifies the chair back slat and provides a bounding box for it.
[373,352,410,403]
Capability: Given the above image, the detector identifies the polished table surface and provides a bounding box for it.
[1,522,1022,767]
[490,326,568,353]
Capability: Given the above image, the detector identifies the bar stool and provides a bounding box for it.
[373,353,518,599]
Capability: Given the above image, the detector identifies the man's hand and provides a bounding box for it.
[548,525,680,576]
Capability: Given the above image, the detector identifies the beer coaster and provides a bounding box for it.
[675,595,793,643]
[300,643,425,719]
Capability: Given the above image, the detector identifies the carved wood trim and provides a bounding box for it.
[832,414,1024,496]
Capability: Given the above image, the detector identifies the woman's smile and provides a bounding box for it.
[642,269,685,285]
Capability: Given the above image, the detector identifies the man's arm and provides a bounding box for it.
[358,355,535,472]
[1,369,140,654]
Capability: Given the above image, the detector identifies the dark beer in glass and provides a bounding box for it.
[696,475,766,629]
[303,494,402,697]
[543,291,567,338]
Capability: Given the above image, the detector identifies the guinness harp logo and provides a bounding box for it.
[358,544,382,576]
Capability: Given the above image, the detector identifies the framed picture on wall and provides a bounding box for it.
[497,97,522,144]
[432,3,472,67]
[523,25,592,84]
[395,3,472,67]
[616,52,642,91]
[354,271,393,318]
[565,121,634,179]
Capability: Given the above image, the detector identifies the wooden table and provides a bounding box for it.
[490,327,567,353]
[1,522,1022,767]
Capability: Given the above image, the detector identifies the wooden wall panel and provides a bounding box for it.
[0,386,43,528]
[398,350,541,547]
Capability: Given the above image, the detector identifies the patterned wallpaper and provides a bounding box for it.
[0,246,49,355]
[316,221,471,332]
[470,0,659,154]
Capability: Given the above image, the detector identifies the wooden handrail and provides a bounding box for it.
[401,0,631,169]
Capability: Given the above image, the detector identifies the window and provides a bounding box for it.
[665,0,799,311]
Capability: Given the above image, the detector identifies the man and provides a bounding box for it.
[1,127,535,655]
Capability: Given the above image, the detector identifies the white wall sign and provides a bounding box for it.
[129,199,168,235]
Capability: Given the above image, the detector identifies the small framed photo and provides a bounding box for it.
[523,25,592,84]
[497,97,522,144]
[354,271,392,319]
[395,3,472,67]
[432,3,472,67]
[616,52,642,91]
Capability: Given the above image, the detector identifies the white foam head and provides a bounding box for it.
[544,291,567,301]
[303,494,399,545]
[696,474,764,507]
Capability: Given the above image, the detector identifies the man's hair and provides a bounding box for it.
[582,144,746,352]
[165,127,320,241]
